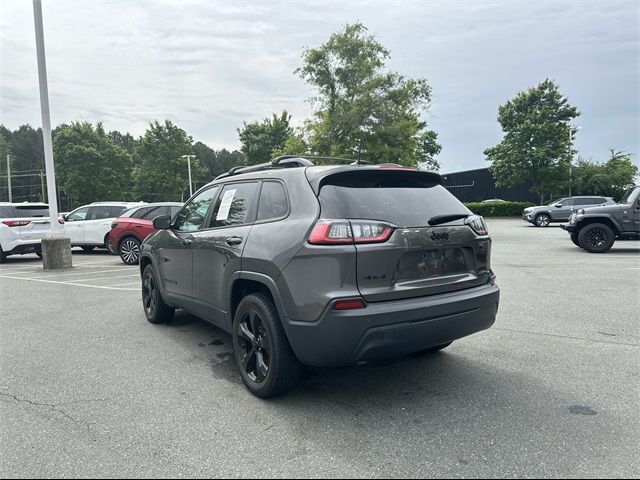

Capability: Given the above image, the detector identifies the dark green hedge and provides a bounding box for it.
[464,201,533,217]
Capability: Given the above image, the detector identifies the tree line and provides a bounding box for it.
[0,23,636,208]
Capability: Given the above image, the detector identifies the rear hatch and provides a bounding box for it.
[13,204,51,241]
[315,169,492,302]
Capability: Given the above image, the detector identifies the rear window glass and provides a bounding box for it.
[14,205,49,217]
[319,180,469,228]
[0,206,15,218]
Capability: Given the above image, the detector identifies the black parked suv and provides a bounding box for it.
[140,157,500,397]
[562,185,640,252]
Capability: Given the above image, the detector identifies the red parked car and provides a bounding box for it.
[108,202,182,264]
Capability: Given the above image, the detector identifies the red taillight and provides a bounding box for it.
[466,215,488,235]
[308,220,394,245]
[333,298,367,310]
[2,220,31,227]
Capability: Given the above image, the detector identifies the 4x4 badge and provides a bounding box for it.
[431,231,449,242]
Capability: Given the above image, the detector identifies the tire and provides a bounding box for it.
[570,234,580,247]
[578,223,615,253]
[232,293,301,398]
[81,246,95,253]
[141,264,175,324]
[0,246,6,264]
[534,214,551,227]
[119,237,141,265]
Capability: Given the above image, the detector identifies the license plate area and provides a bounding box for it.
[397,247,473,281]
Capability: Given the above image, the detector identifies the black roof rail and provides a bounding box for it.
[273,155,372,166]
[214,155,374,180]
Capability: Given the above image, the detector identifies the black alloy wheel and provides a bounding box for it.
[232,293,300,398]
[235,310,271,384]
[142,265,174,323]
[578,223,615,253]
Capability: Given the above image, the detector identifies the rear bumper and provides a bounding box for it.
[282,283,500,367]
[2,240,42,256]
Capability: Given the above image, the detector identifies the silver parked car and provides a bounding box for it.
[522,196,615,227]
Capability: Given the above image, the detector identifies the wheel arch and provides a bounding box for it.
[576,217,621,236]
[227,272,289,328]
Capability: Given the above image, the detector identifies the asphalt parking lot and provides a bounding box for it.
[1,218,639,478]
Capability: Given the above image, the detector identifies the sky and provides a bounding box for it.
[0,0,638,173]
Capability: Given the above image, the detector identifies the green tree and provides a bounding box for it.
[297,22,440,168]
[485,79,580,204]
[53,122,133,205]
[271,131,309,158]
[192,142,245,179]
[238,111,293,165]
[133,120,200,201]
[572,150,638,201]
[108,130,137,155]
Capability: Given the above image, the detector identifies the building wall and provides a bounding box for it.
[441,168,538,203]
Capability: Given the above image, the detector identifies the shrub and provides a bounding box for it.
[464,201,533,217]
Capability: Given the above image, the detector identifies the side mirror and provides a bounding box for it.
[153,215,172,230]
[188,215,203,226]
[555,203,562,208]
[62,214,68,221]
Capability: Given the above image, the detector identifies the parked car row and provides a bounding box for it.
[522,196,615,227]
[0,201,182,263]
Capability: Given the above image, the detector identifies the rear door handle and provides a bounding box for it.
[225,237,243,246]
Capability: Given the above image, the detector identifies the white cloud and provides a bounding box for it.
[1,0,638,171]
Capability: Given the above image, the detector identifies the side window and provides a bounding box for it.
[144,206,170,219]
[596,198,607,204]
[562,198,575,206]
[131,207,149,219]
[209,182,259,228]
[174,187,219,232]
[88,206,112,220]
[256,181,288,222]
[110,206,127,217]
[170,206,181,218]
[67,207,90,222]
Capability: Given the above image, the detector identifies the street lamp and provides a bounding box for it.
[181,154,196,197]
[568,125,581,197]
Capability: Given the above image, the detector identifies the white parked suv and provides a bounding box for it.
[63,202,144,252]
[0,202,58,263]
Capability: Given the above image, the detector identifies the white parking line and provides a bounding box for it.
[66,273,139,283]
[0,274,138,291]
[27,268,132,279]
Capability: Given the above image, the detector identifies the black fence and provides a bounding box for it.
[441,168,538,203]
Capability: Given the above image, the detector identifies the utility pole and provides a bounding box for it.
[6,155,12,203]
[181,154,196,197]
[33,0,71,268]
[568,125,581,197]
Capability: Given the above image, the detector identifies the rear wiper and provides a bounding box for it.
[428,213,471,226]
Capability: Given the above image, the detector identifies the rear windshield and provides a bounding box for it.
[13,205,50,218]
[319,178,469,228]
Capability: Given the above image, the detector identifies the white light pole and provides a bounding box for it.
[181,155,195,197]
[33,0,62,235]
[33,0,72,268]
[568,125,581,197]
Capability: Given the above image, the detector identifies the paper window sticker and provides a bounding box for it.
[216,189,237,221]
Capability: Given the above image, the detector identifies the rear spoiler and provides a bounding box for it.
[305,166,443,196]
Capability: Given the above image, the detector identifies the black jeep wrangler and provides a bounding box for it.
[562,185,640,253]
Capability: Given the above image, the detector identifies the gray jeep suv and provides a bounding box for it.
[139,157,500,397]
[562,185,640,252]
